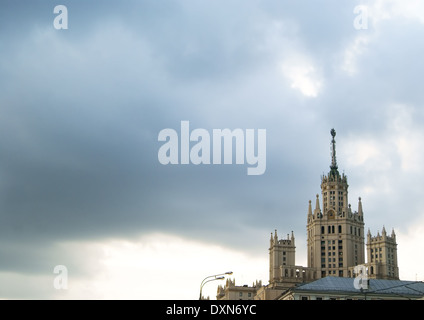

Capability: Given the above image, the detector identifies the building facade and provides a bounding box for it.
[366,227,399,280]
[217,129,402,300]
[307,129,366,279]
[216,279,261,300]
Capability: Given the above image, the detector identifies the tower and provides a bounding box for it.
[307,129,365,278]
[366,227,399,279]
[269,230,296,285]
[218,128,403,300]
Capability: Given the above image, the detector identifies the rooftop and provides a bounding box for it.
[294,276,424,297]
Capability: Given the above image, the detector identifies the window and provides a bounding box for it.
[338,225,342,233]
[248,293,252,298]
[321,226,325,234]
[301,296,309,300]
[239,292,243,297]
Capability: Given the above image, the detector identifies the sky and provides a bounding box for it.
[0,0,424,299]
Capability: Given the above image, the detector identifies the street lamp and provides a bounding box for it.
[199,271,233,300]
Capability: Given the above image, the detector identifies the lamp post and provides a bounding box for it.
[199,271,233,300]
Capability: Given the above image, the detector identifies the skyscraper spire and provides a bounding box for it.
[330,128,337,168]
[329,128,339,176]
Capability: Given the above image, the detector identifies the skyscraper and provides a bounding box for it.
[218,129,400,300]
[307,128,365,279]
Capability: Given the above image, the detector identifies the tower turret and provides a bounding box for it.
[314,194,320,211]
[307,200,313,222]
[366,228,399,280]
[358,197,363,218]
[269,229,296,287]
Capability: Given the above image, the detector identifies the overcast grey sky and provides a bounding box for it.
[1,0,424,299]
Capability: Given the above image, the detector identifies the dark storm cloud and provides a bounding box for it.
[0,0,319,244]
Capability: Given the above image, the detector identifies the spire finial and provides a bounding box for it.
[308,200,312,216]
[329,128,340,177]
[330,128,337,170]
[315,194,320,211]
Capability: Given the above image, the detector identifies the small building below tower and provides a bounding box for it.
[216,278,262,300]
